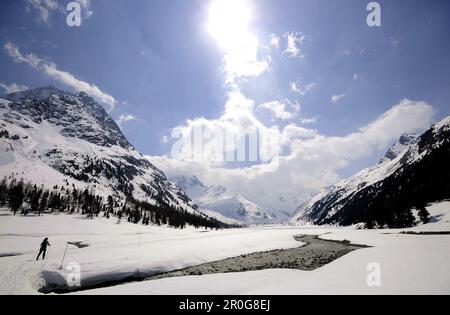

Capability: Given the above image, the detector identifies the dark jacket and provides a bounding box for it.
[40,239,50,250]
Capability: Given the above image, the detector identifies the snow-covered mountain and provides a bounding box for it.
[0,87,199,214]
[378,134,418,164]
[293,116,450,228]
[172,175,274,225]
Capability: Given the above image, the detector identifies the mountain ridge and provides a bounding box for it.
[171,175,274,224]
[293,116,450,228]
[0,87,202,217]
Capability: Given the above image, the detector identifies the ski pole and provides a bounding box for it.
[59,243,69,270]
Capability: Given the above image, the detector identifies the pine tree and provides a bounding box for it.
[0,178,229,230]
[418,206,431,224]
[39,191,49,216]
[30,186,41,214]
[107,195,114,213]
[0,177,7,206]
[155,212,161,226]
[10,180,25,215]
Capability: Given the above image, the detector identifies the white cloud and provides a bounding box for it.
[161,135,169,144]
[259,101,295,121]
[337,49,352,56]
[116,114,138,128]
[4,42,41,67]
[270,34,280,48]
[4,42,117,110]
[222,35,270,84]
[75,0,93,18]
[285,99,301,112]
[0,83,29,94]
[299,117,317,125]
[42,62,116,110]
[331,94,346,103]
[280,124,318,144]
[390,36,399,46]
[290,82,315,96]
[353,73,361,81]
[167,91,282,164]
[284,32,305,58]
[25,0,63,25]
[150,99,435,212]
[173,6,436,213]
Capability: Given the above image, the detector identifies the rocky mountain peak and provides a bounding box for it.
[2,87,131,149]
[0,87,200,216]
[379,133,418,164]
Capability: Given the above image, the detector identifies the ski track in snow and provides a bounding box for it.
[0,208,304,295]
[0,255,44,295]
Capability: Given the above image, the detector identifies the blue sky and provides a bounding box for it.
[1,0,450,210]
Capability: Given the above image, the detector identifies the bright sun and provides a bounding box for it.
[208,0,252,51]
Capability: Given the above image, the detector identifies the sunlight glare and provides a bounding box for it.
[208,0,252,51]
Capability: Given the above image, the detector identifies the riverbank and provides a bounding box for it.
[149,235,367,281]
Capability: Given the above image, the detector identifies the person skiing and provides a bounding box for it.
[36,238,51,261]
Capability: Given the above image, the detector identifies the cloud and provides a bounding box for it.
[167,91,282,164]
[299,117,317,125]
[183,8,435,213]
[75,0,93,18]
[25,0,63,25]
[116,114,138,128]
[285,99,301,112]
[4,42,117,110]
[150,99,435,212]
[280,124,318,144]
[390,36,399,46]
[25,0,93,25]
[336,49,352,56]
[161,135,169,144]
[331,94,346,103]
[290,82,315,96]
[353,74,361,81]
[42,62,116,110]
[284,32,305,58]
[4,42,41,67]
[222,35,270,84]
[0,83,29,94]
[259,101,295,121]
[270,34,280,48]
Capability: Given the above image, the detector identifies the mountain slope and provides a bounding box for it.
[293,117,450,228]
[0,87,199,215]
[172,175,274,224]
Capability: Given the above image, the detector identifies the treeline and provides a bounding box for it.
[0,177,234,230]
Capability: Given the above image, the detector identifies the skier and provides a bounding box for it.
[36,238,51,261]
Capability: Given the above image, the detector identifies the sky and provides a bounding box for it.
[1,0,450,213]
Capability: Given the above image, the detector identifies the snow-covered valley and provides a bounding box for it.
[0,87,449,295]
[1,201,449,295]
